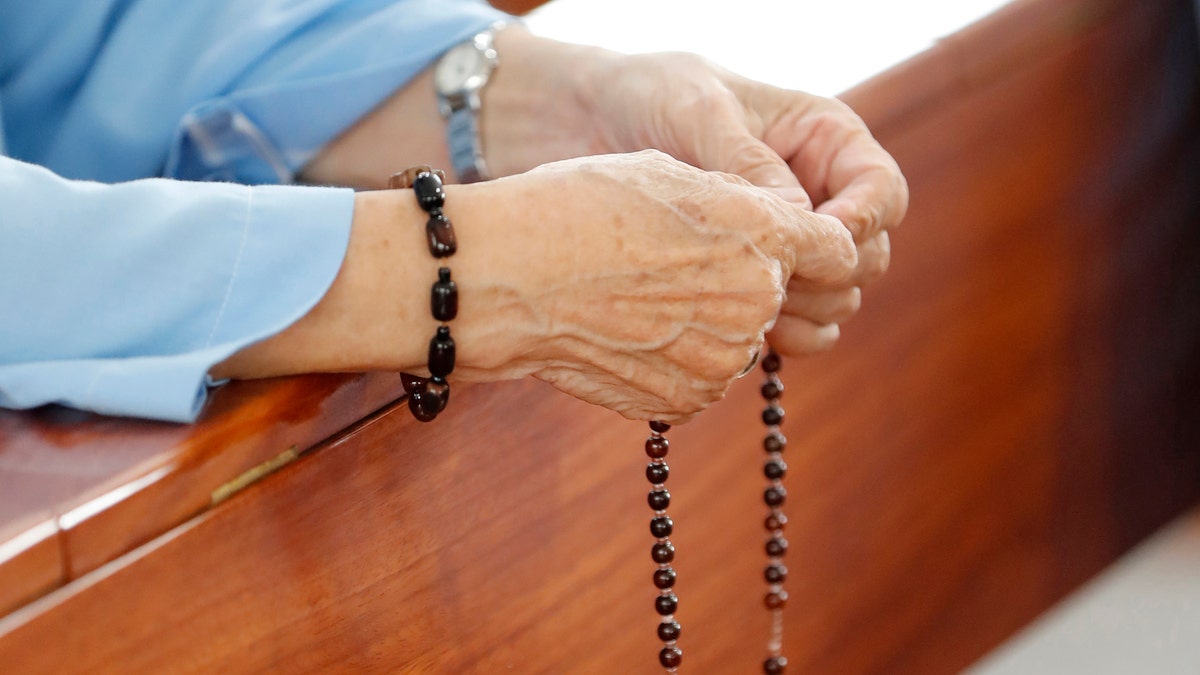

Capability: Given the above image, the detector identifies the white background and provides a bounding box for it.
[524,0,1014,96]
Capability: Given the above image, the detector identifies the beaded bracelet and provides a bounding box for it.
[389,166,458,422]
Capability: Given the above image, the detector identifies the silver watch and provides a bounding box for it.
[433,24,504,183]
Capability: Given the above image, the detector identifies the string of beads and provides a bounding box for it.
[646,420,682,672]
[760,349,788,675]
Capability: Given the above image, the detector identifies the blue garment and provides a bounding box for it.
[0,0,509,421]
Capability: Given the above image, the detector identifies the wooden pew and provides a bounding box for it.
[1,0,1197,671]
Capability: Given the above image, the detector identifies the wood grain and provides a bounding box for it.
[1,0,1198,672]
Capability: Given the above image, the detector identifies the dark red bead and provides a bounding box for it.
[431,267,458,321]
[648,489,671,510]
[412,170,446,210]
[652,541,676,564]
[426,212,457,258]
[400,372,449,422]
[646,462,669,485]
[764,432,787,453]
[428,326,455,378]
[764,459,787,480]
[764,486,787,507]
[766,537,788,558]
[762,405,785,426]
[649,420,671,433]
[659,646,683,668]
[653,568,677,589]
[761,351,782,373]
[645,436,670,459]
[765,590,788,609]
[764,512,788,532]
[650,516,674,538]
[764,656,788,674]
[761,378,784,400]
[765,563,788,584]
[655,592,678,616]
[657,620,681,642]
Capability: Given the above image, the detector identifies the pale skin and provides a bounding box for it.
[214,26,908,424]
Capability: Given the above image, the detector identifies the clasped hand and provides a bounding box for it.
[297,27,909,423]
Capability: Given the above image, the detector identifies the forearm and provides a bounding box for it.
[210,181,542,382]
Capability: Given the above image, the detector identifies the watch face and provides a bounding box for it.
[435,42,486,94]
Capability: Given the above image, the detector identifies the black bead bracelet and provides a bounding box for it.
[389,166,458,422]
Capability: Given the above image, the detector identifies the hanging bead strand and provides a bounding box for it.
[760,350,789,675]
[646,420,682,672]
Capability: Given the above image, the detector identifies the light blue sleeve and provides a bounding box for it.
[0,157,354,421]
[1,0,510,183]
[0,0,512,422]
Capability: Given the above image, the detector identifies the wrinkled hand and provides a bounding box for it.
[583,52,907,355]
[467,150,856,422]
[486,34,907,357]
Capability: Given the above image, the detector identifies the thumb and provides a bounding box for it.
[695,125,815,209]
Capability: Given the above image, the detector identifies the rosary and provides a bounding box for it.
[392,166,790,673]
[646,349,789,674]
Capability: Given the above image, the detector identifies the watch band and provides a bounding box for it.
[446,104,489,185]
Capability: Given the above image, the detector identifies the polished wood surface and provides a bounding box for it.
[1,0,1198,672]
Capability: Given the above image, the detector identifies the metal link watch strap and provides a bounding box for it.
[446,105,489,184]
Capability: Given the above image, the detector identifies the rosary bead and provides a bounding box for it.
[657,620,681,642]
[761,378,784,400]
[426,212,458,258]
[428,326,456,378]
[764,459,787,480]
[650,516,674,538]
[649,420,672,433]
[764,486,787,507]
[655,592,679,616]
[764,512,788,532]
[431,268,458,321]
[761,351,782,373]
[763,656,788,674]
[646,462,670,485]
[659,646,683,669]
[766,537,789,558]
[763,432,787,453]
[764,564,788,584]
[648,489,671,511]
[653,567,677,589]
[764,590,789,610]
[762,405,785,427]
[400,373,450,422]
[645,436,670,459]
[652,541,676,564]
[412,170,446,209]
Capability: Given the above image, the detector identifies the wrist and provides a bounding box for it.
[481,27,616,176]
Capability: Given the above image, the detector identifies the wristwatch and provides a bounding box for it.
[433,24,504,183]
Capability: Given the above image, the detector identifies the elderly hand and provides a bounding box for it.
[460,150,858,422]
[485,30,908,357]
[225,150,856,423]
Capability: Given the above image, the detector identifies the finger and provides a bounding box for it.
[814,153,908,242]
[788,230,890,291]
[767,316,840,357]
[778,209,858,286]
[781,286,861,325]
